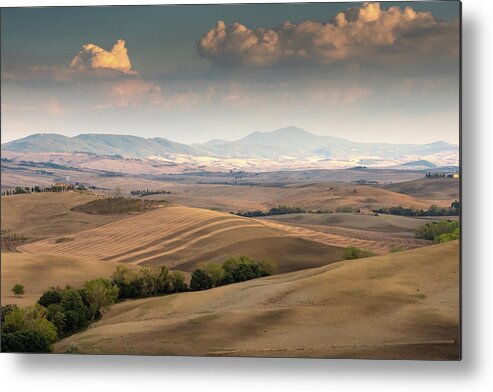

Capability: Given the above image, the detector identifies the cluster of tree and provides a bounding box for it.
[1,257,276,353]
[72,197,143,215]
[1,304,58,353]
[343,246,376,260]
[373,201,460,217]
[1,184,82,196]
[414,220,460,243]
[111,265,187,299]
[236,205,306,217]
[335,206,354,213]
[425,172,459,178]
[2,232,26,243]
[130,189,172,197]
[1,279,119,353]
[190,257,277,291]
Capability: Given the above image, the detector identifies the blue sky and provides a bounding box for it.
[1,2,460,144]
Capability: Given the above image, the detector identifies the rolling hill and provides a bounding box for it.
[2,126,458,162]
[1,192,123,241]
[381,177,460,200]
[54,241,460,359]
[18,206,346,273]
[1,252,135,307]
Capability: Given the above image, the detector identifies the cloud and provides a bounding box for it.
[197,2,459,67]
[97,79,216,110]
[97,79,161,108]
[70,39,137,74]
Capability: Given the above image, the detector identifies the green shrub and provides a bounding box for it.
[414,221,460,241]
[12,283,25,297]
[434,228,460,243]
[190,269,214,291]
[1,304,58,353]
[83,278,119,319]
[205,263,225,286]
[343,246,376,260]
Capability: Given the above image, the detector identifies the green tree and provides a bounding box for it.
[1,304,58,353]
[205,263,225,287]
[169,271,187,293]
[258,259,277,276]
[190,269,214,291]
[12,283,25,298]
[83,278,119,319]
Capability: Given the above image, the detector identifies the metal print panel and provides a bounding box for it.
[0,1,461,359]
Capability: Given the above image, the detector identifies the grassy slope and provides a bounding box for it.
[148,182,448,212]
[1,252,134,307]
[19,206,345,273]
[1,192,122,240]
[55,241,459,359]
[381,178,459,201]
[261,212,458,234]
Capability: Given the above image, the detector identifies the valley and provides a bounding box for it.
[0,128,461,359]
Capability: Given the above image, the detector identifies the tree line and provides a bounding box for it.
[414,220,460,243]
[373,200,460,217]
[235,205,306,217]
[1,256,277,353]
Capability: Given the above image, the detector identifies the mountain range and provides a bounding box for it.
[1,126,458,163]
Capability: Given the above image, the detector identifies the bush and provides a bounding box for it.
[434,228,460,243]
[12,283,25,298]
[1,304,58,353]
[415,221,460,241]
[220,256,277,285]
[343,246,376,260]
[83,278,119,319]
[205,263,225,286]
[2,329,54,353]
[1,304,19,322]
[38,286,92,336]
[258,259,278,276]
[169,271,187,293]
[190,269,214,291]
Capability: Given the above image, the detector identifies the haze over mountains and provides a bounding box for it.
[1,126,458,167]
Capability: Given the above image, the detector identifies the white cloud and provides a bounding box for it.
[197,2,459,67]
[70,39,137,74]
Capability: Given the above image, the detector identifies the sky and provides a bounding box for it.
[1,1,460,145]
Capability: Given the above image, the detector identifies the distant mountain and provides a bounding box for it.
[2,127,458,163]
[2,133,201,158]
[200,126,458,160]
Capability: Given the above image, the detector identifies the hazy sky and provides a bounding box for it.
[1,2,460,144]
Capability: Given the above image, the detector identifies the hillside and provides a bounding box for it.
[382,178,460,200]
[2,127,458,162]
[1,252,135,307]
[55,241,460,359]
[1,192,123,241]
[18,206,346,273]
[157,182,452,212]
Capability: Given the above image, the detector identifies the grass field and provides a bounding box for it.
[1,252,134,307]
[381,178,459,201]
[1,192,122,240]
[261,212,458,234]
[19,206,346,273]
[55,241,459,359]
[144,182,449,213]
